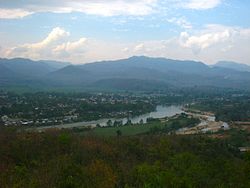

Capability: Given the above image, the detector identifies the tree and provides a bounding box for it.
[125,119,132,126]
[116,130,122,137]
[114,120,122,127]
[139,119,144,124]
[87,160,117,188]
[106,119,113,127]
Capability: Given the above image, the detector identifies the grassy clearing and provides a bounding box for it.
[78,114,200,137]
[81,122,165,136]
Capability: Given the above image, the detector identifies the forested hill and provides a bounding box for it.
[0,128,249,187]
[1,56,250,91]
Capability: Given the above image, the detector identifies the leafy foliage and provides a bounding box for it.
[0,128,249,187]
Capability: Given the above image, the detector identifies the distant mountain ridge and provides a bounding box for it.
[44,56,250,90]
[213,61,250,72]
[1,56,250,91]
[0,58,70,78]
[80,56,209,75]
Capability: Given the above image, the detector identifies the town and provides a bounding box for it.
[0,92,156,126]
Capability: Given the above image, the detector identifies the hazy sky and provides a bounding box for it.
[0,0,250,64]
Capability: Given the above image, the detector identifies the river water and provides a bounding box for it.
[33,105,183,131]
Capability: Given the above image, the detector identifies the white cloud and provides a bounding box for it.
[0,0,224,19]
[133,41,166,54]
[122,47,129,52]
[1,24,250,65]
[5,27,70,58]
[179,29,231,53]
[182,0,222,10]
[0,0,157,19]
[134,43,145,52]
[2,27,126,63]
[178,24,250,55]
[126,25,250,65]
[167,17,192,29]
[34,27,70,48]
[0,8,33,19]
[239,28,250,37]
[53,38,88,57]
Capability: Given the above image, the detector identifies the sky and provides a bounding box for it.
[0,0,250,65]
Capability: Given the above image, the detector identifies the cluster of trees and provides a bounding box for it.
[76,102,154,121]
[148,114,200,134]
[0,127,249,187]
[224,128,250,148]
[165,114,200,131]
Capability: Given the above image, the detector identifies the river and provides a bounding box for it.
[32,105,183,131]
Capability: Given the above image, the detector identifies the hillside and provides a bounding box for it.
[48,56,250,90]
[0,128,249,187]
[1,56,250,91]
[0,58,69,78]
[214,61,250,72]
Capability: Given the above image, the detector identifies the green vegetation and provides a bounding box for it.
[83,123,165,136]
[2,88,249,127]
[78,114,200,137]
[162,114,200,133]
[225,128,250,147]
[0,92,155,126]
[1,89,250,187]
[0,127,249,188]
[188,94,250,122]
[1,51,250,188]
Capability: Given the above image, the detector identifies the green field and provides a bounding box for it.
[79,114,200,137]
[82,122,164,136]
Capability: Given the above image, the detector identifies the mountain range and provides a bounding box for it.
[213,61,250,72]
[0,56,250,91]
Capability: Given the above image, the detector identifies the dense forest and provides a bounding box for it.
[0,128,249,188]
